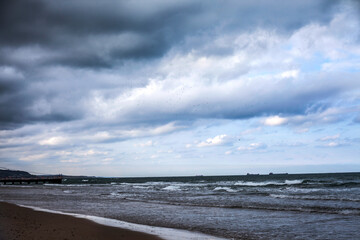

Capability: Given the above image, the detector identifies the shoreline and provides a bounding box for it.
[0,201,225,240]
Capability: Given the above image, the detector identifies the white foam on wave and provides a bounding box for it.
[121,181,208,189]
[171,182,208,187]
[16,204,225,240]
[213,187,237,193]
[270,194,290,199]
[142,181,167,185]
[138,181,206,186]
[284,180,303,185]
[234,180,304,187]
[162,185,181,191]
[110,192,124,197]
[132,186,151,189]
[44,184,90,187]
[234,181,279,186]
[284,187,321,193]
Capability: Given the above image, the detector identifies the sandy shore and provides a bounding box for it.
[0,202,163,240]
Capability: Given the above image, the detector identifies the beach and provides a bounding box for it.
[0,202,163,240]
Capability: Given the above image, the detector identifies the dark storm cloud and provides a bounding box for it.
[0,0,202,64]
[0,0,347,128]
[0,69,82,128]
[0,66,30,127]
[0,76,23,95]
[0,0,335,62]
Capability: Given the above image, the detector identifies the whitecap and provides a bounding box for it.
[213,187,237,192]
[270,194,290,199]
[44,184,90,187]
[110,192,121,196]
[234,180,304,187]
[284,180,303,185]
[162,185,181,191]
[234,181,281,186]
[133,186,151,189]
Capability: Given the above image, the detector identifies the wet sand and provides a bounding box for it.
[0,202,163,240]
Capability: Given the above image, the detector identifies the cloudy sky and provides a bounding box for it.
[1,0,360,177]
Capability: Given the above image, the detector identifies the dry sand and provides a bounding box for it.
[0,202,163,240]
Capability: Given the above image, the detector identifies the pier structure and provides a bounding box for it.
[0,175,62,185]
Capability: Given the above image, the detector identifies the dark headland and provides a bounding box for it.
[0,169,62,185]
[0,169,34,178]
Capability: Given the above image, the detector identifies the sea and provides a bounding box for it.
[1,172,360,240]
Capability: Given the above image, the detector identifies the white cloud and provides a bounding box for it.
[19,153,48,161]
[60,159,80,163]
[279,70,299,79]
[289,4,360,60]
[85,7,360,126]
[294,128,309,133]
[225,150,232,155]
[78,149,108,156]
[55,151,72,156]
[320,141,346,148]
[327,142,339,147]
[238,142,267,151]
[263,116,288,126]
[136,140,155,147]
[93,131,112,141]
[320,134,340,141]
[151,122,182,135]
[38,136,68,146]
[102,157,114,163]
[55,149,108,158]
[119,122,183,138]
[284,106,360,127]
[197,134,230,147]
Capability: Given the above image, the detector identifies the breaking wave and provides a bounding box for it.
[234,180,304,187]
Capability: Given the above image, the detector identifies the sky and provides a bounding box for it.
[1,0,360,177]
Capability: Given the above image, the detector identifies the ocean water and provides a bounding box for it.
[1,172,360,239]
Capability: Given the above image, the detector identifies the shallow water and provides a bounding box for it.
[1,173,360,239]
